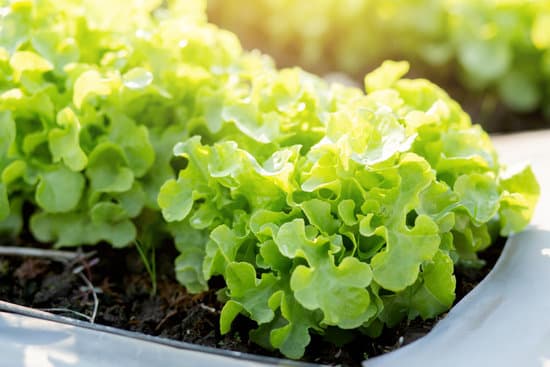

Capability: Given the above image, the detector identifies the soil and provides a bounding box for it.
[0,235,505,367]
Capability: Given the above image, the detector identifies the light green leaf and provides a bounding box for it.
[257,240,293,273]
[90,202,128,223]
[454,173,500,224]
[411,250,456,319]
[498,165,540,235]
[35,166,85,213]
[274,219,317,260]
[1,160,27,185]
[266,290,318,359]
[222,103,278,143]
[31,30,80,69]
[112,182,146,218]
[49,108,88,171]
[249,209,297,241]
[123,67,153,90]
[337,200,357,226]
[0,111,15,158]
[158,179,193,222]
[107,111,155,177]
[170,222,209,293]
[0,196,22,236]
[30,212,87,246]
[351,109,415,165]
[73,70,112,109]
[30,209,135,248]
[10,51,53,81]
[364,60,410,93]
[203,224,243,278]
[89,202,136,247]
[301,199,339,234]
[86,142,134,193]
[0,183,9,221]
[371,214,440,292]
[201,91,224,133]
[175,247,208,293]
[220,300,243,334]
[291,256,374,328]
[95,219,137,247]
[223,261,279,324]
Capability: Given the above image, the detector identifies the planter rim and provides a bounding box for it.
[365,129,550,366]
[0,300,317,367]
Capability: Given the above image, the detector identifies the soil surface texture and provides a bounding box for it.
[0,234,505,366]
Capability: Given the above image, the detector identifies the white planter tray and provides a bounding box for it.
[1,130,549,367]
[367,129,550,367]
[0,301,292,367]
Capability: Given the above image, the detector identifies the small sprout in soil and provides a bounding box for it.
[135,240,157,296]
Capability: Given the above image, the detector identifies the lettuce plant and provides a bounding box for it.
[159,61,539,357]
[0,0,540,360]
[208,0,550,115]
[0,0,251,244]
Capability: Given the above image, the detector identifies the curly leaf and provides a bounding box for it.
[454,173,500,224]
[203,224,244,278]
[10,50,53,81]
[158,179,193,222]
[291,256,373,328]
[123,67,153,90]
[274,219,318,260]
[265,290,319,359]
[107,111,155,177]
[371,215,440,292]
[411,250,456,319]
[221,262,279,327]
[170,222,208,293]
[0,111,15,158]
[498,165,540,235]
[73,70,112,109]
[364,60,410,93]
[49,108,88,171]
[35,165,85,213]
[301,199,339,235]
[86,142,134,193]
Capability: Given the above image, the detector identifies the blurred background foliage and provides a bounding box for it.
[207,0,550,132]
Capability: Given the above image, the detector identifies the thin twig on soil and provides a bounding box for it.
[72,257,100,275]
[78,286,103,294]
[38,307,93,322]
[75,271,99,324]
[72,257,100,324]
[0,246,95,262]
[155,309,178,332]
[181,308,199,326]
[0,245,101,323]
[198,303,217,314]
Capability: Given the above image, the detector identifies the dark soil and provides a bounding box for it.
[0,235,505,367]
